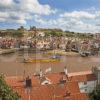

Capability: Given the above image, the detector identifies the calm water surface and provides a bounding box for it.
[0,50,100,76]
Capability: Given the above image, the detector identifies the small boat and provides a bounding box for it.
[80,52,87,57]
[23,58,60,63]
[51,54,61,59]
[51,49,61,59]
[79,51,90,57]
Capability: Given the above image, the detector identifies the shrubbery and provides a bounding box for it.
[0,75,20,100]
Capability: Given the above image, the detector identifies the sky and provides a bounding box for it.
[0,0,100,33]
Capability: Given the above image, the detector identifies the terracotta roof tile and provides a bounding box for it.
[46,73,63,84]
[67,82,80,93]
[5,71,93,100]
[70,74,97,82]
[69,93,88,100]
[5,76,40,87]
[45,72,96,84]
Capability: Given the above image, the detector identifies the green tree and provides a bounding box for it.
[65,32,75,37]
[44,31,63,37]
[12,31,24,38]
[89,84,100,100]
[49,31,63,37]
[0,75,20,100]
[44,31,51,37]
[49,31,57,36]
[56,32,63,37]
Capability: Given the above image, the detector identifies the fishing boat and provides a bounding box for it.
[51,54,61,59]
[23,58,60,63]
[79,51,90,57]
[51,48,61,59]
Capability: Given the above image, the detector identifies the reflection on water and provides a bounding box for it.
[0,50,100,76]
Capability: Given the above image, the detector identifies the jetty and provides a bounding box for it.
[47,49,79,56]
[0,49,17,55]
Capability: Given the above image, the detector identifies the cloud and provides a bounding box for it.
[0,0,13,6]
[0,0,56,25]
[60,11,95,19]
[0,12,9,18]
[19,0,56,15]
[34,9,100,33]
[0,0,100,33]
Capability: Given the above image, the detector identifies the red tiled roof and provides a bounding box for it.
[45,72,96,83]
[69,74,97,82]
[6,76,40,87]
[69,93,88,100]
[12,83,87,100]
[67,82,80,93]
[46,73,63,84]
[5,71,94,100]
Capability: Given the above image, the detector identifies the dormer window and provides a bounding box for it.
[41,78,52,85]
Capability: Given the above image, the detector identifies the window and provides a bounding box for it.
[84,81,87,85]
[85,89,87,92]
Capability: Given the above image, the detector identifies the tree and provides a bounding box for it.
[0,75,20,100]
[49,31,57,36]
[56,32,63,37]
[89,84,100,100]
[44,31,51,37]
[48,31,63,37]
[65,32,75,37]
[12,30,24,38]
[64,31,94,39]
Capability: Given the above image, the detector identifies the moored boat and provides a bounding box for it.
[51,54,61,59]
[79,51,90,57]
[23,58,60,63]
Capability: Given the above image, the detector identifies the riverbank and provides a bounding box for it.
[0,48,79,56]
[0,49,16,55]
[47,49,79,56]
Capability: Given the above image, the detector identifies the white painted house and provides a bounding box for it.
[78,80,97,93]
[78,66,100,93]
[69,71,97,94]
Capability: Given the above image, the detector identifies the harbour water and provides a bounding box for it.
[0,50,100,76]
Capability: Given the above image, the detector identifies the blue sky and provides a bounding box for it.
[0,0,100,33]
[39,0,100,11]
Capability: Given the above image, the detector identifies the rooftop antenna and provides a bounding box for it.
[64,66,70,81]
[64,66,68,76]
[39,69,43,78]
[45,67,52,74]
